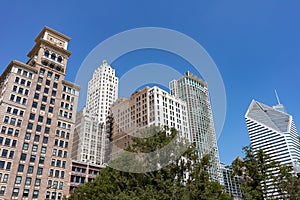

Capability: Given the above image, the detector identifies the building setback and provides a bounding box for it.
[169,71,223,183]
[109,86,190,160]
[0,27,80,199]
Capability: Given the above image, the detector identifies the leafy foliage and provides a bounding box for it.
[68,127,231,200]
[232,145,300,200]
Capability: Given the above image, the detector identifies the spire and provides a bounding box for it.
[275,89,281,105]
[273,90,287,113]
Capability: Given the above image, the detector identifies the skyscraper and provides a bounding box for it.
[169,71,223,183]
[72,61,118,166]
[245,99,300,170]
[0,27,80,199]
[86,60,118,123]
[109,86,190,160]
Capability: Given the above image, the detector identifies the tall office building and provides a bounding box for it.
[72,61,118,166]
[109,86,190,159]
[86,60,118,123]
[0,27,80,199]
[245,100,300,167]
[170,71,223,183]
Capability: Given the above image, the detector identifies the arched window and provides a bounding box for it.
[51,53,56,60]
[56,66,61,72]
[49,64,55,69]
[57,56,62,63]
[44,50,49,57]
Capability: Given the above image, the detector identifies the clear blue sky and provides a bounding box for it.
[1,1,300,165]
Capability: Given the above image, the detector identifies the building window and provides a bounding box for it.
[38,116,43,123]
[51,53,56,60]
[1,149,8,157]
[23,189,29,197]
[32,145,38,152]
[39,157,45,164]
[25,132,31,140]
[44,87,49,94]
[36,85,41,91]
[27,166,34,174]
[0,161,4,169]
[37,167,43,175]
[41,146,47,154]
[43,137,48,144]
[23,143,29,150]
[57,56,62,63]
[35,178,41,186]
[25,177,32,185]
[0,186,6,195]
[40,69,45,75]
[15,176,22,184]
[30,155,36,162]
[12,188,19,197]
[6,162,11,170]
[9,151,14,159]
[18,164,24,172]
[20,153,27,161]
[45,127,50,134]
[44,50,49,57]
[34,135,40,142]
[46,118,51,125]
[32,101,38,108]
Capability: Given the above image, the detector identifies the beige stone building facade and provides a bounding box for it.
[0,27,79,199]
[109,86,190,160]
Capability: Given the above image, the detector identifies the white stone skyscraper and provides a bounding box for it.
[72,61,118,165]
[86,60,118,122]
[169,71,223,183]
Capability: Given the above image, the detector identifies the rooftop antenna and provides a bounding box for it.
[275,89,281,105]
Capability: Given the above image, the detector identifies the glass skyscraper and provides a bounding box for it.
[170,71,223,183]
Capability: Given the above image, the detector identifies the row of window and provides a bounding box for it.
[14,76,31,87]
[0,161,11,170]
[23,143,47,152]
[38,76,58,88]
[55,130,70,139]
[0,149,14,159]
[59,109,73,119]
[9,94,27,105]
[29,114,52,125]
[0,137,17,147]
[12,85,29,96]
[44,50,63,64]
[57,121,71,130]
[60,101,73,110]
[36,85,57,97]
[15,176,41,186]
[40,68,60,80]
[33,93,56,104]
[52,148,68,158]
[62,93,75,103]
[12,188,39,198]
[54,139,69,149]
[32,101,54,113]
[16,68,33,79]
[6,106,24,117]
[27,123,51,133]
[20,153,45,164]
[0,173,9,183]
[49,168,65,178]
[18,164,43,175]
[1,126,19,137]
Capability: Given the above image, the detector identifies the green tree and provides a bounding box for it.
[68,127,231,200]
[232,145,300,200]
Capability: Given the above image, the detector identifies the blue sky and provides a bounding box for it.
[1,1,300,165]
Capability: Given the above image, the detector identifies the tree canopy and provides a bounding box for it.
[68,127,231,200]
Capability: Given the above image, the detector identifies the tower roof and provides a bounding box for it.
[245,100,291,133]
